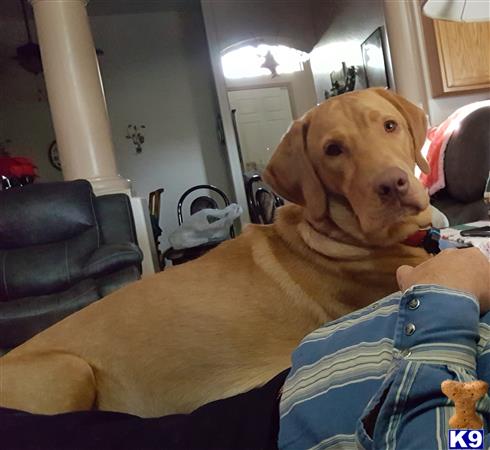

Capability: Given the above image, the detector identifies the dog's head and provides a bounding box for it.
[263,88,431,245]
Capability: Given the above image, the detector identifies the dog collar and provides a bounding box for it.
[404,228,440,254]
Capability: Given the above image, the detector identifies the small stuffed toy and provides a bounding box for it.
[441,380,488,429]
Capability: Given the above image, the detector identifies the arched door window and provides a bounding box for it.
[221,44,309,79]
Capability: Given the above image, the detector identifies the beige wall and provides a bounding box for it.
[89,8,232,247]
[206,0,319,118]
[224,61,318,118]
[309,0,387,103]
[206,0,317,54]
[426,92,490,126]
[309,0,489,124]
[0,15,62,182]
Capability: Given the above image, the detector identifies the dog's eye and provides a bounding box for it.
[324,144,343,156]
[384,120,397,133]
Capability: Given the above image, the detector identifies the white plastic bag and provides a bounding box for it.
[169,203,242,250]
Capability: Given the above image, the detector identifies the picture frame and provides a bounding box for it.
[330,62,347,89]
[361,27,390,89]
[327,62,356,98]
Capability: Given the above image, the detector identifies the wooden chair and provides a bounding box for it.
[148,188,165,269]
[244,173,284,224]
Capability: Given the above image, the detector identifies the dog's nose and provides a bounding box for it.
[375,168,409,199]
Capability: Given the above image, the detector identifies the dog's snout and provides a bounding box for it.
[375,168,409,199]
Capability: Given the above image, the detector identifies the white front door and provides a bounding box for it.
[228,86,294,172]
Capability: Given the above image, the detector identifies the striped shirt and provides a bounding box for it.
[279,285,490,450]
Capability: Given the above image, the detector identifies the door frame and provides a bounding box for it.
[201,2,250,225]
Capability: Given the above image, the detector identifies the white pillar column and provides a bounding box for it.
[31,0,159,276]
[30,0,130,195]
[383,0,429,111]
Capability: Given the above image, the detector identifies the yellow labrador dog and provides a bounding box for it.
[0,88,432,417]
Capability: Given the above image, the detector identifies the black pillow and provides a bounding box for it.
[0,180,96,249]
[444,106,490,203]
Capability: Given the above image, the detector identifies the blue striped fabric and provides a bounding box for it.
[279,285,490,450]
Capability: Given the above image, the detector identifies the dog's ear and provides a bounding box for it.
[263,114,328,220]
[373,88,430,174]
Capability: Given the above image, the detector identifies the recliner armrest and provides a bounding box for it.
[84,243,143,278]
[95,194,139,246]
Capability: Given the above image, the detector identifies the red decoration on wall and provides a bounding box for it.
[0,157,38,178]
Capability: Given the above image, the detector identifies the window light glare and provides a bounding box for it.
[222,44,309,79]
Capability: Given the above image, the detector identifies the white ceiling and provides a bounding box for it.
[0,0,197,20]
[87,0,199,16]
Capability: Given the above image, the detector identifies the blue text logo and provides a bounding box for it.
[448,429,484,449]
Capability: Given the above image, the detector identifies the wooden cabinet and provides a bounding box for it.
[422,17,490,96]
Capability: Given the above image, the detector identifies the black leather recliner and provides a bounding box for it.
[431,106,490,225]
[0,179,143,353]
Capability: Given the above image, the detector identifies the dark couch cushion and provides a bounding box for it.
[0,226,99,302]
[0,180,98,249]
[431,189,488,226]
[84,243,143,278]
[0,279,99,350]
[444,106,490,203]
